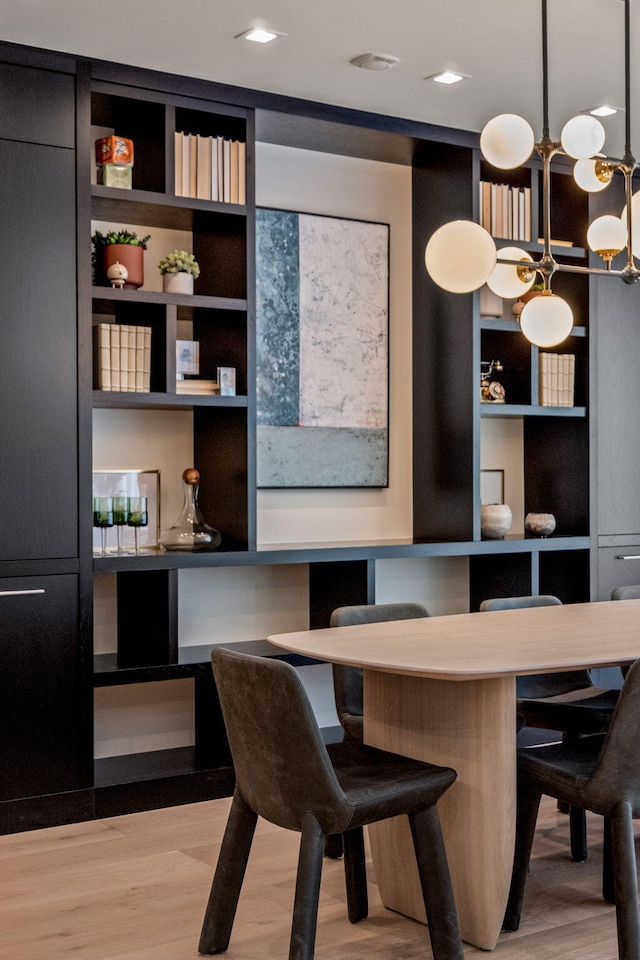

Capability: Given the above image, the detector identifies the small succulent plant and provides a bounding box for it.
[158,250,200,278]
[92,229,151,249]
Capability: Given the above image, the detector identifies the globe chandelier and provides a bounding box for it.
[425,0,639,348]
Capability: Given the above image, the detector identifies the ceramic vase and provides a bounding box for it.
[480,503,513,539]
[163,272,194,295]
[101,243,144,289]
[525,512,556,537]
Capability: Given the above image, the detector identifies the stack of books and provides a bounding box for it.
[94,322,151,392]
[174,132,246,204]
[175,379,219,395]
[479,181,531,241]
[539,353,575,407]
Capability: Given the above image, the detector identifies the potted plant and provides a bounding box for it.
[158,250,200,295]
[92,229,151,289]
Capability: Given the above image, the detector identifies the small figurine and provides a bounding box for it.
[107,261,129,289]
[480,359,506,403]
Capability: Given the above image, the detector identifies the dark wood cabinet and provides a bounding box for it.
[0,576,89,801]
[0,138,77,562]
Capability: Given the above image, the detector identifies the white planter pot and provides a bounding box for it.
[163,272,194,295]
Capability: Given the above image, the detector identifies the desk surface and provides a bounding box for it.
[269,599,640,680]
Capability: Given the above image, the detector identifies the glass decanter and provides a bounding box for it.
[160,468,221,552]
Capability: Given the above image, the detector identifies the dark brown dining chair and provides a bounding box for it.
[200,647,464,960]
[330,602,430,744]
[504,658,640,960]
[479,594,620,862]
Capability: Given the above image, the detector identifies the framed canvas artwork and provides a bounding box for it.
[256,208,389,487]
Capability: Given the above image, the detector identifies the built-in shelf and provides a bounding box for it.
[91,184,246,229]
[91,287,247,312]
[480,403,587,418]
[92,391,248,409]
[480,318,587,338]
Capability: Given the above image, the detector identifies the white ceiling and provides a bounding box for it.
[1,0,636,154]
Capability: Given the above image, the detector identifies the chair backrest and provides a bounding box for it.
[479,595,593,698]
[330,603,429,737]
[584,658,640,815]
[611,585,640,601]
[211,647,345,832]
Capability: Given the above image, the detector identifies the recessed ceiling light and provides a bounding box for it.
[237,27,283,44]
[426,71,468,85]
[589,105,618,117]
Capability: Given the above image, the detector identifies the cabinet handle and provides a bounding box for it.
[615,555,640,561]
[0,589,46,597]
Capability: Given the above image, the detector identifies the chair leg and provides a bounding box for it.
[569,805,588,862]
[199,789,258,955]
[342,827,368,923]
[503,788,542,932]
[603,816,615,904]
[323,833,343,859]
[409,806,464,960]
[289,811,325,960]
[610,800,640,960]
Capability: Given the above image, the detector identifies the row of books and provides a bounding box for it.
[175,378,219,395]
[174,132,246,204]
[479,181,532,242]
[94,322,151,392]
[539,352,575,407]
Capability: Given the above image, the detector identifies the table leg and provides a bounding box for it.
[364,670,516,951]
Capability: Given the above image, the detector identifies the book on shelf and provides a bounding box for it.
[93,322,151,392]
[174,131,246,204]
[175,378,219,395]
[479,180,531,241]
[536,237,575,248]
[539,352,575,406]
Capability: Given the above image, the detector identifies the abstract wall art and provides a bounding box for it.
[256,208,389,487]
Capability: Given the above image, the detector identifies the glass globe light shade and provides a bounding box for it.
[425,220,496,293]
[480,114,535,169]
[560,115,605,160]
[519,291,573,347]
[487,246,536,299]
[573,157,612,192]
[621,191,640,260]
[587,215,627,257]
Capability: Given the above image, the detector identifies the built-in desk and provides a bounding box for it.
[269,599,640,950]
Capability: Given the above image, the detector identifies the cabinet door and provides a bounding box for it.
[0,62,74,147]
[0,139,77,561]
[593,273,640,536]
[0,576,87,800]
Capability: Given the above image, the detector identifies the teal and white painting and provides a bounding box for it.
[256,209,389,487]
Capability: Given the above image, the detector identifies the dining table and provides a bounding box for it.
[268,598,640,950]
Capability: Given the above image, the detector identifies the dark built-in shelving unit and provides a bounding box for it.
[3,33,636,836]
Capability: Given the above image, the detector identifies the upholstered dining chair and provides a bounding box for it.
[200,647,464,960]
[479,595,620,862]
[504,658,640,960]
[611,584,640,601]
[330,602,430,743]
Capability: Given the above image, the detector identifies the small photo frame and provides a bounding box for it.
[217,366,236,396]
[176,340,200,378]
[480,469,504,506]
[92,469,160,552]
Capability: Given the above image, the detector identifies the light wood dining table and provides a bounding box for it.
[268,598,640,950]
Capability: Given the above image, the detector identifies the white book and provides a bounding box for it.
[135,326,145,392]
[127,324,136,392]
[230,140,239,204]
[238,140,246,205]
[539,352,549,405]
[223,138,232,203]
[181,133,192,197]
[196,135,211,200]
[143,327,151,392]
[210,137,219,201]
[524,186,531,241]
[549,353,559,405]
[518,190,525,242]
[217,135,225,202]
[174,131,182,196]
[490,183,497,236]
[110,324,121,392]
[94,323,111,391]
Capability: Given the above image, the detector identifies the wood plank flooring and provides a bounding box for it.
[0,795,629,959]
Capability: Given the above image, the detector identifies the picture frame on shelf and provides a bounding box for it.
[480,469,505,506]
[92,469,160,552]
[217,366,236,396]
[255,207,389,488]
[176,339,199,379]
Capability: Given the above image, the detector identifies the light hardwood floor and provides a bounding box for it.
[0,795,629,959]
